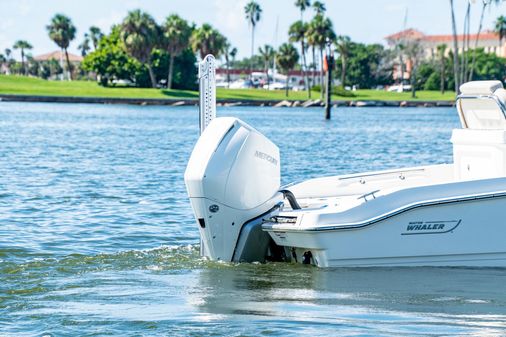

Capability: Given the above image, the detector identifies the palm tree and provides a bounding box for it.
[495,15,506,45]
[405,39,423,98]
[78,34,91,57]
[449,0,460,93]
[89,26,103,50]
[312,1,326,15]
[460,2,471,83]
[277,43,299,97]
[335,35,351,88]
[470,0,502,80]
[223,41,236,88]
[305,25,318,91]
[190,23,226,59]
[295,0,311,94]
[13,40,32,75]
[437,44,447,95]
[0,54,6,74]
[229,46,238,81]
[120,10,160,88]
[162,14,192,89]
[396,42,406,84]
[46,14,76,80]
[229,46,238,62]
[258,44,275,89]
[244,1,262,62]
[307,14,335,98]
[295,0,311,20]
[227,45,238,88]
[4,49,12,74]
[289,21,310,97]
[25,55,36,76]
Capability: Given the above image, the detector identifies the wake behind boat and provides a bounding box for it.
[184,55,506,267]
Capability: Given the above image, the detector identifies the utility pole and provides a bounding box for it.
[324,38,334,120]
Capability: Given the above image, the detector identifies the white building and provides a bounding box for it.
[385,29,506,81]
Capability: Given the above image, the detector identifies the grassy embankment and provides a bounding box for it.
[0,75,456,101]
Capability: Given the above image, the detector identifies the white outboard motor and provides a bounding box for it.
[184,55,282,262]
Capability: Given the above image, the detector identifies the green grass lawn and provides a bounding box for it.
[0,75,456,101]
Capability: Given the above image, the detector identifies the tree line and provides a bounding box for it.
[1,0,505,96]
[447,0,506,93]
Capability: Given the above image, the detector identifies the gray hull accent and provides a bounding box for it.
[233,203,282,262]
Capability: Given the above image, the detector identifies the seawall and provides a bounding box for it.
[0,94,455,108]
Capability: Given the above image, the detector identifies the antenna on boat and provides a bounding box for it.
[198,54,216,135]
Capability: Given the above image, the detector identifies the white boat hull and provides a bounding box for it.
[267,195,506,267]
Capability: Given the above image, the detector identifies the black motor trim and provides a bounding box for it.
[230,202,284,262]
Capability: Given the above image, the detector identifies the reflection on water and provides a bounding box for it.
[196,264,506,335]
[1,102,505,336]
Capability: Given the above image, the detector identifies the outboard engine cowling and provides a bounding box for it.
[184,117,282,262]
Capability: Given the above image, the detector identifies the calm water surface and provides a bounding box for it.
[1,102,506,336]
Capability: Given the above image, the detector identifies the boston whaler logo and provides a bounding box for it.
[401,220,461,235]
[254,150,278,166]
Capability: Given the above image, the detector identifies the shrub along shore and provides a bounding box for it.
[0,75,455,107]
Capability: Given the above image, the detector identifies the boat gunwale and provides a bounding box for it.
[262,189,506,233]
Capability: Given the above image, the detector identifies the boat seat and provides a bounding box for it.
[458,81,506,130]
[460,80,503,95]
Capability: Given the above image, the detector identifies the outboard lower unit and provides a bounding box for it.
[184,117,282,262]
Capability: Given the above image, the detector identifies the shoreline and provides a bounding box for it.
[0,94,455,108]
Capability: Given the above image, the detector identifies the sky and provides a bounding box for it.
[0,0,505,60]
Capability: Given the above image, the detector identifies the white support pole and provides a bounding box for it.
[198,54,216,134]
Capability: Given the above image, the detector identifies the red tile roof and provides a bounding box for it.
[385,29,500,43]
[34,50,83,62]
[423,31,499,42]
[384,29,425,41]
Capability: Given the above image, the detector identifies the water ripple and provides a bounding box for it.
[3,102,506,336]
